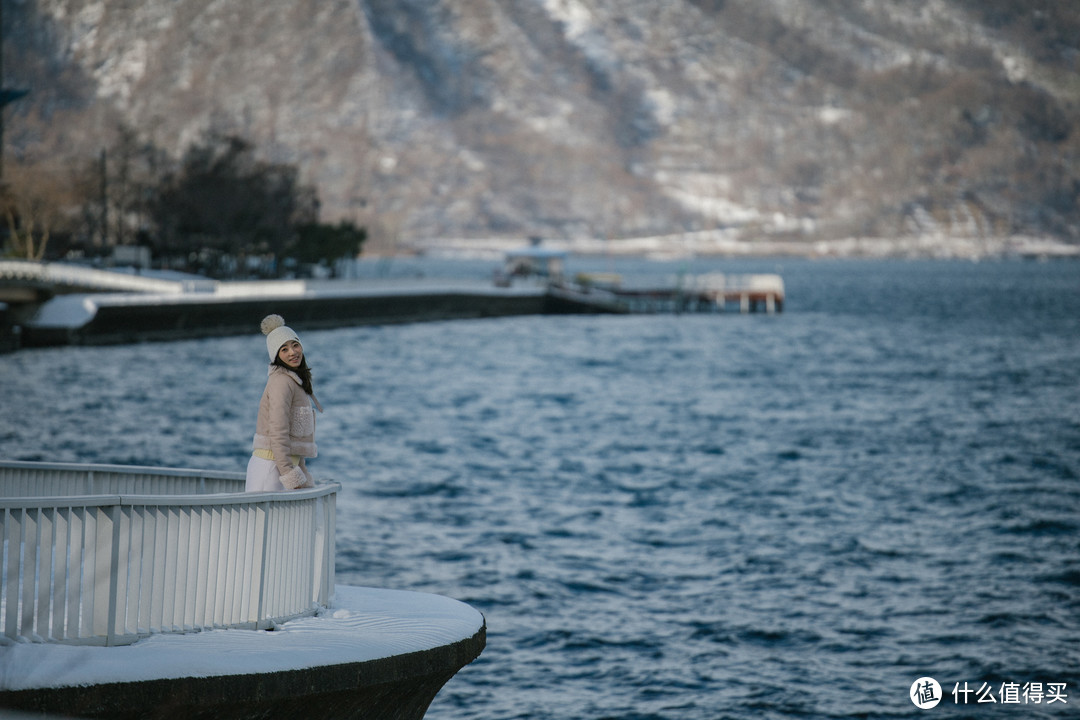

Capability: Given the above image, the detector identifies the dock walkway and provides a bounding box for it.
[0,261,784,350]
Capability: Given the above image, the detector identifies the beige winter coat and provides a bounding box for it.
[252,365,322,489]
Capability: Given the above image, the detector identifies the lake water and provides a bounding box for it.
[2,257,1079,719]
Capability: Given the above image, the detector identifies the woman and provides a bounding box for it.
[246,314,323,492]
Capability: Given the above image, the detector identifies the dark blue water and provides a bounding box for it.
[3,258,1079,718]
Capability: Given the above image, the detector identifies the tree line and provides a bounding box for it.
[1,128,365,278]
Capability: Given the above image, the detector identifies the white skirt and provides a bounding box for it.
[245,455,289,492]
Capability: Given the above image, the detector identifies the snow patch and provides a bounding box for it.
[818,107,852,124]
[644,88,676,128]
[1001,54,1026,83]
[96,39,150,101]
[29,296,99,329]
[540,0,593,41]
[0,585,483,691]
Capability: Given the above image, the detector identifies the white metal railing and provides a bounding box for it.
[0,461,337,646]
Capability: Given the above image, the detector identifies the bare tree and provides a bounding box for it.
[1,161,75,260]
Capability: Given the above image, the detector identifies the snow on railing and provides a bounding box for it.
[0,461,337,646]
[0,261,202,295]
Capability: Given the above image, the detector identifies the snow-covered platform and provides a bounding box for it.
[16,278,572,348]
[0,585,486,719]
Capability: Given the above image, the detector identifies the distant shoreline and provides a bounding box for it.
[400,234,1080,262]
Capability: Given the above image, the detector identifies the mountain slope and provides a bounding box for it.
[6,0,1079,254]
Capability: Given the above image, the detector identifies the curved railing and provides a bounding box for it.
[0,260,201,294]
[0,461,337,646]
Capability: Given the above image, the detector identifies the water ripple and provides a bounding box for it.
[3,259,1079,718]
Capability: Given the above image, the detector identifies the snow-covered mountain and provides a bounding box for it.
[6,0,1079,255]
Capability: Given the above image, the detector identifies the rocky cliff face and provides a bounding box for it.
[6,0,1080,255]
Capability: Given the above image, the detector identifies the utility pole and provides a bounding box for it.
[0,0,4,185]
[0,2,30,185]
[100,148,109,246]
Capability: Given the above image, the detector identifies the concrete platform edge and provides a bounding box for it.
[0,622,485,720]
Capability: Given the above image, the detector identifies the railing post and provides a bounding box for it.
[34,508,53,641]
[255,501,270,628]
[105,503,121,645]
[68,508,85,641]
[312,496,326,606]
[4,508,20,639]
[87,502,117,645]
[52,508,70,641]
[19,509,34,640]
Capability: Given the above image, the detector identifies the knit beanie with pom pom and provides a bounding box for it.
[261,314,301,361]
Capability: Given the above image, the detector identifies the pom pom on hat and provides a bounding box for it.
[261,314,301,361]
[261,314,285,335]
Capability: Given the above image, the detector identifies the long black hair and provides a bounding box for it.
[273,355,314,396]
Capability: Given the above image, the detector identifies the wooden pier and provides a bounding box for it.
[561,271,784,314]
[504,245,784,315]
